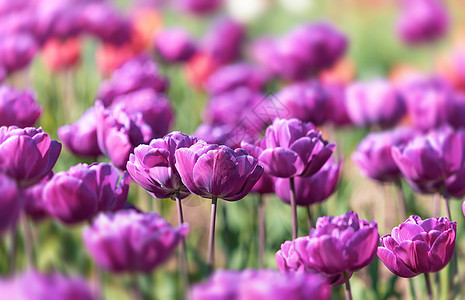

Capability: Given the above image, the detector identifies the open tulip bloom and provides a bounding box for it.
[378,216,456,299]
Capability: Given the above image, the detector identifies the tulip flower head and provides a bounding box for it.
[0,86,41,128]
[0,173,19,235]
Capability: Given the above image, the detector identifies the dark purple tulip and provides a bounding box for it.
[190,269,331,300]
[0,126,61,188]
[155,28,196,63]
[276,80,329,126]
[240,139,274,195]
[192,123,256,149]
[175,142,263,201]
[352,128,417,182]
[0,33,38,73]
[97,55,169,106]
[275,159,341,206]
[0,86,41,128]
[397,0,448,45]
[257,118,335,178]
[43,163,129,225]
[21,171,53,222]
[289,211,378,277]
[127,131,198,199]
[0,270,97,300]
[174,0,222,15]
[201,18,245,65]
[445,93,465,129]
[378,216,456,277]
[275,240,350,286]
[345,79,405,128]
[111,88,174,138]
[324,82,352,126]
[0,173,19,235]
[83,210,188,273]
[392,127,465,188]
[205,63,269,95]
[58,107,102,158]
[251,22,347,81]
[95,101,152,170]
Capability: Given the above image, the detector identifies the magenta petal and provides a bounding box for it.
[377,247,418,278]
[259,148,303,178]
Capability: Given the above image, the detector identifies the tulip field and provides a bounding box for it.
[3,0,465,299]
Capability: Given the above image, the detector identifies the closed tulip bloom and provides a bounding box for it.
[205,63,269,95]
[0,33,38,73]
[0,270,97,300]
[127,131,198,199]
[257,118,335,178]
[155,28,196,63]
[58,107,102,158]
[174,0,222,15]
[97,55,169,106]
[193,123,257,149]
[324,82,352,126]
[241,139,274,195]
[175,142,263,201]
[345,79,405,128]
[392,127,464,187]
[0,173,19,235]
[83,210,188,273]
[43,163,130,225]
[378,216,456,277]
[275,159,341,206]
[352,128,417,182]
[397,0,448,45]
[0,86,41,128]
[292,211,379,275]
[0,126,61,187]
[276,80,329,126]
[190,269,331,300]
[95,101,153,170]
[22,172,53,222]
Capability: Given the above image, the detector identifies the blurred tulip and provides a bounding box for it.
[319,58,355,85]
[192,123,257,149]
[132,8,163,49]
[42,38,81,72]
[0,86,41,128]
[0,126,61,188]
[43,163,129,225]
[0,33,38,73]
[185,52,219,90]
[174,0,222,15]
[397,0,449,45]
[190,269,331,300]
[323,82,352,126]
[275,159,341,206]
[345,79,405,128]
[155,28,196,63]
[0,173,19,235]
[83,210,188,273]
[352,128,417,182]
[21,172,53,222]
[378,216,456,277]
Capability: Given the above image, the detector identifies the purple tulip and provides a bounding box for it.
[446,93,465,129]
[110,88,174,138]
[276,80,329,126]
[324,82,351,126]
[254,118,335,178]
[0,33,38,73]
[240,139,274,195]
[97,55,169,106]
[155,28,196,63]
[251,22,347,81]
[345,79,405,128]
[275,159,341,206]
[0,126,61,187]
[205,63,269,95]
[0,67,5,83]
[58,107,102,158]
[173,0,222,15]
[43,163,129,225]
[0,173,19,235]
[352,128,417,182]
[0,86,41,128]
[21,171,53,222]
[0,10,37,37]
[200,18,245,65]
[190,269,331,300]
[0,270,97,300]
[0,0,31,16]
[83,209,188,273]
[397,0,449,45]
[95,101,153,170]
[378,216,456,277]
[192,123,243,149]
[175,142,263,201]
[284,211,378,278]
[392,127,465,189]
[127,131,198,199]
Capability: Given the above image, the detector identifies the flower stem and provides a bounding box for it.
[395,180,407,221]
[433,193,440,218]
[174,192,189,293]
[257,194,266,268]
[8,225,17,273]
[424,273,433,300]
[343,271,353,300]
[22,216,35,267]
[130,274,144,300]
[289,177,298,240]
[306,205,313,230]
[442,196,452,221]
[208,197,218,273]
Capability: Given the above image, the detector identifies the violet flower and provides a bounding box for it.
[0,173,19,235]
[155,28,196,63]
[0,86,41,128]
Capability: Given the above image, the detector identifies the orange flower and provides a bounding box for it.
[42,38,81,72]
[184,52,219,90]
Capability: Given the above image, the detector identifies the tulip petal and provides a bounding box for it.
[377,247,418,278]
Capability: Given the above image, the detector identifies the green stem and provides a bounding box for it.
[343,271,353,300]
[257,194,266,268]
[207,197,218,273]
[424,273,432,300]
[289,177,298,239]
